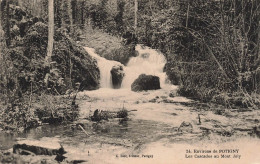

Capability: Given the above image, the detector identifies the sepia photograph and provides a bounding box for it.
[0,0,260,163]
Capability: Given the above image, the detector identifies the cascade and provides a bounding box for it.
[84,47,122,88]
[84,45,167,89]
[122,45,167,88]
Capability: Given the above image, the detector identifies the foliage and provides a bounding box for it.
[116,109,128,119]
[170,0,260,107]
[0,4,97,132]
[81,25,136,65]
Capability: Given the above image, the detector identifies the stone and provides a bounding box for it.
[169,90,177,97]
[131,74,160,92]
[110,65,125,89]
[178,121,193,133]
[13,144,66,156]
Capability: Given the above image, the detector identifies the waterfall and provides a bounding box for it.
[84,45,167,89]
[84,47,122,88]
[122,45,167,88]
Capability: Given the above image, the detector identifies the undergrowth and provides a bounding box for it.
[80,25,136,65]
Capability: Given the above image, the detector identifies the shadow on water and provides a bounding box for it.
[0,118,173,150]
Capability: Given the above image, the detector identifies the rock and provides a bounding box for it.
[149,98,157,103]
[13,144,66,156]
[164,63,181,85]
[110,65,125,89]
[131,74,160,92]
[215,126,234,137]
[169,90,177,97]
[178,121,193,133]
[0,151,25,163]
[250,125,260,138]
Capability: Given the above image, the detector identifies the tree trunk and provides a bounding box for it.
[134,0,138,35]
[67,0,73,28]
[1,0,11,47]
[81,0,85,27]
[45,0,54,66]
[71,0,77,24]
[60,0,65,27]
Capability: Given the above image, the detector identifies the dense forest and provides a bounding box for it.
[0,0,260,130]
[0,0,260,163]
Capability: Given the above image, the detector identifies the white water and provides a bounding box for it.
[122,45,167,88]
[84,47,123,88]
[84,45,167,89]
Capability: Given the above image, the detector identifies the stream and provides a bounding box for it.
[1,45,260,164]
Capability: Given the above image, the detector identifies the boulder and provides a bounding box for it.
[110,65,125,89]
[178,121,193,133]
[131,74,160,92]
[13,144,66,156]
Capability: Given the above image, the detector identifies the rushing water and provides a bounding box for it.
[1,46,259,164]
[84,45,167,89]
[84,47,122,88]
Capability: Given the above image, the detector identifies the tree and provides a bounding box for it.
[134,0,138,35]
[45,0,54,66]
[0,0,11,47]
[67,0,73,28]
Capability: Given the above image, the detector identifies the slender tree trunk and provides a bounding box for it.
[71,0,77,24]
[45,0,54,66]
[81,0,84,27]
[186,3,190,28]
[67,0,73,28]
[134,0,138,35]
[4,0,10,47]
[60,0,65,27]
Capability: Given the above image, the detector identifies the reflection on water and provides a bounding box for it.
[0,118,173,151]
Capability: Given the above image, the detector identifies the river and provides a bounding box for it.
[1,45,260,164]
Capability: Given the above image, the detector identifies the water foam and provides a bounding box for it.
[84,45,167,89]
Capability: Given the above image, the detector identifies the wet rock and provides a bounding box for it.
[0,151,25,163]
[55,153,67,162]
[214,109,225,115]
[215,126,234,137]
[91,109,109,122]
[131,74,160,92]
[169,90,177,97]
[110,65,125,89]
[178,121,193,133]
[249,125,260,138]
[91,109,128,122]
[160,96,168,99]
[70,160,88,163]
[141,53,150,58]
[149,98,157,103]
[13,144,66,156]
[234,126,252,132]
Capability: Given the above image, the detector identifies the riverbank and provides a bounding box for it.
[1,87,260,163]
[1,86,260,163]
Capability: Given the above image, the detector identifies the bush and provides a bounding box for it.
[116,109,128,118]
[80,26,136,65]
